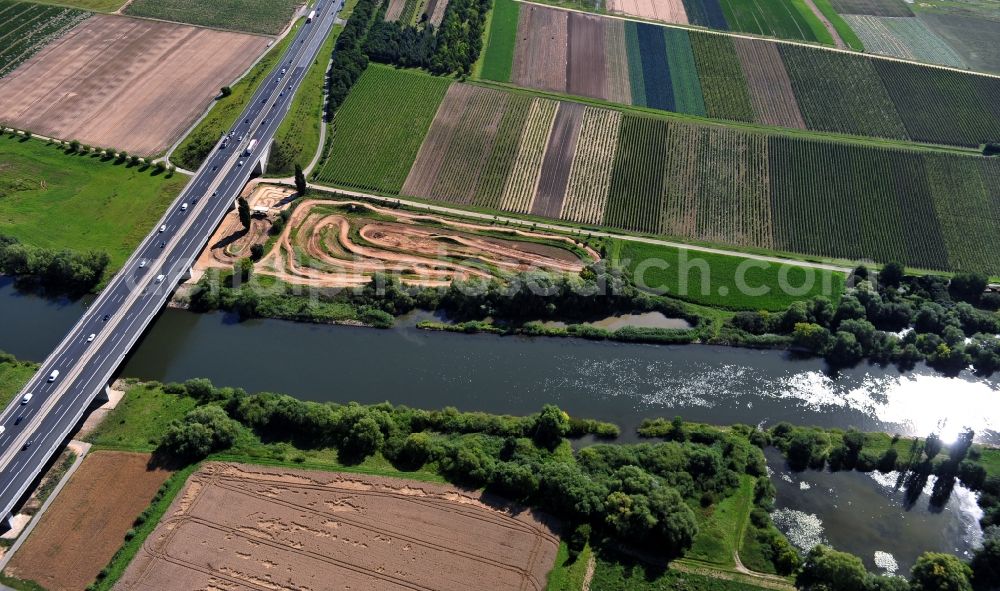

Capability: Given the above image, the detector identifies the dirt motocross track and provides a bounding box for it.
[115,463,561,591]
[197,186,599,288]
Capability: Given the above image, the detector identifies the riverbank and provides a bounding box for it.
[2,363,994,590]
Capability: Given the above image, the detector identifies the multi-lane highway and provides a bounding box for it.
[0,0,342,522]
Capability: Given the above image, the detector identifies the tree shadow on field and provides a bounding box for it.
[146,449,194,472]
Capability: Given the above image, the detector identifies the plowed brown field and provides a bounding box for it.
[115,463,561,591]
[0,15,268,156]
[512,4,567,93]
[5,452,171,591]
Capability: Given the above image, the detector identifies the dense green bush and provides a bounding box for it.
[0,234,109,293]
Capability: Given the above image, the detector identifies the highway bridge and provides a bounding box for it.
[0,0,342,524]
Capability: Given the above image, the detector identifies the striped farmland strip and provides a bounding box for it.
[605,19,633,105]
[428,86,509,205]
[663,27,705,116]
[732,37,805,129]
[401,83,477,198]
[690,32,754,122]
[926,155,1000,273]
[624,21,648,107]
[567,11,609,100]
[636,21,674,111]
[604,114,668,234]
[476,94,533,210]
[561,107,623,225]
[500,98,558,213]
[533,102,586,218]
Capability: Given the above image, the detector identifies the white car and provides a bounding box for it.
[237,160,244,167]
[21,393,32,405]
[48,370,59,382]
[155,274,165,283]
[159,224,166,233]
[181,203,188,212]
[139,259,147,268]
[87,333,95,343]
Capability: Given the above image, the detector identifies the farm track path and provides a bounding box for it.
[801,0,846,49]
[293,181,853,273]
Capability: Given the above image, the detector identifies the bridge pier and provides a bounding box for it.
[254,139,272,177]
[95,384,111,406]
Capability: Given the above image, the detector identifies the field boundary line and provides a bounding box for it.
[514,0,1000,80]
[0,441,91,572]
[295,181,853,273]
[163,9,307,169]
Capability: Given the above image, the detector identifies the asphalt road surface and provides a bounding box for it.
[0,0,342,520]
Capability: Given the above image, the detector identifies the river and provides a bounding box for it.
[0,280,993,571]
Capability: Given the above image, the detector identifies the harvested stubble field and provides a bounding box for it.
[0,0,89,79]
[256,197,598,288]
[329,67,1000,273]
[4,452,171,591]
[0,15,268,156]
[115,463,560,591]
[488,3,1000,147]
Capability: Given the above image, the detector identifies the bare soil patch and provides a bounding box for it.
[115,462,560,591]
[427,0,450,25]
[533,102,585,218]
[0,15,268,156]
[5,451,171,591]
[512,4,568,94]
[567,11,609,100]
[194,183,295,272]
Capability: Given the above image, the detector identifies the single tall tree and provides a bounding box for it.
[238,196,251,232]
[294,163,307,195]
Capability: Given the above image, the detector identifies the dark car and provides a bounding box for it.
[14,416,23,426]
[102,314,110,321]
[160,241,166,248]
[22,440,31,451]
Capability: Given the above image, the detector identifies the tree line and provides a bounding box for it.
[728,264,1000,375]
[0,234,109,294]
[150,379,766,560]
[364,0,490,75]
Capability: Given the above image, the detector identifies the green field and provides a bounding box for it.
[0,136,188,273]
[268,24,341,177]
[615,241,846,311]
[26,0,122,11]
[313,65,450,193]
[85,383,198,451]
[720,0,830,44]
[124,0,299,35]
[479,0,518,82]
[172,19,302,171]
[0,0,89,78]
[0,355,35,407]
[686,476,754,565]
[811,0,864,49]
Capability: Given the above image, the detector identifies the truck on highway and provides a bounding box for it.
[244,138,258,156]
[307,10,316,21]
